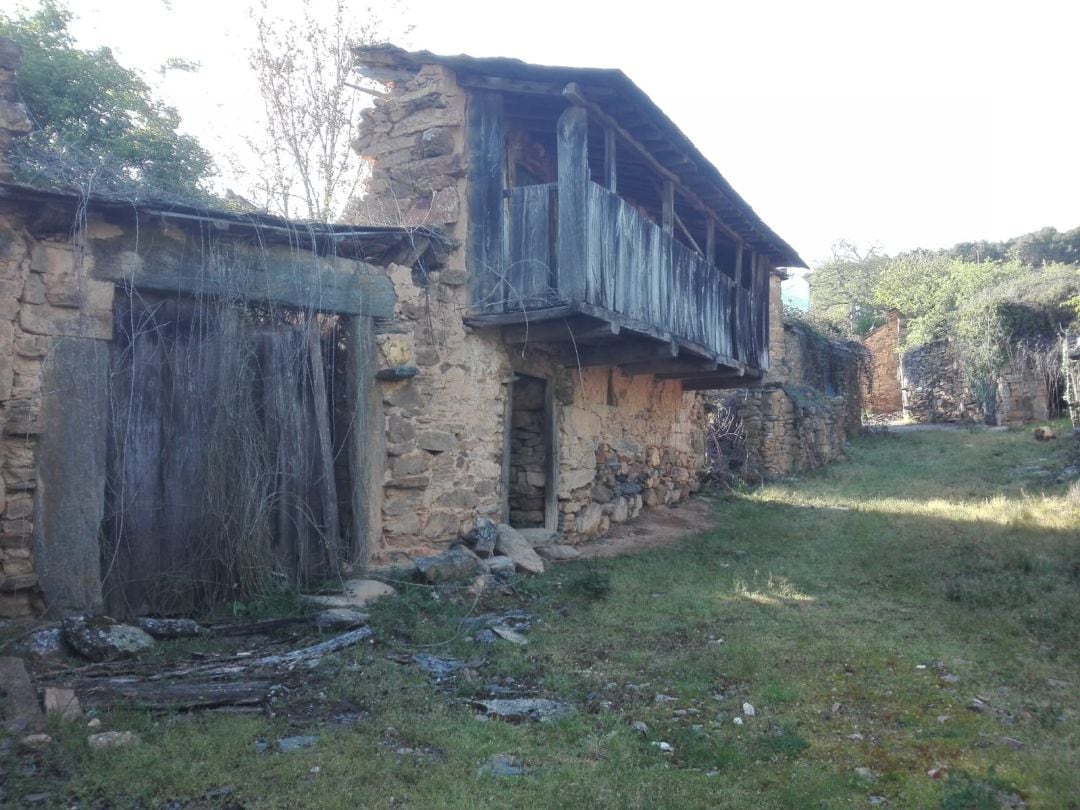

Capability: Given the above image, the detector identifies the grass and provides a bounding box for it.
[3,423,1078,808]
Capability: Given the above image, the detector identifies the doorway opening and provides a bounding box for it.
[508,375,552,529]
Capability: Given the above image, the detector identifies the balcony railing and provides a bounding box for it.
[502,180,765,370]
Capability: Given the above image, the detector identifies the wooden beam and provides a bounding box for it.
[465,90,505,313]
[92,244,395,318]
[464,304,574,327]
[502,316,613,345]
[565,341,679,368]
[681,373,762,392]
[557,105,590,303]
[622,358,717,377]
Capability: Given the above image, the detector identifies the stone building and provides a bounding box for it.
[0,40,814,615]
[347,46,808,564]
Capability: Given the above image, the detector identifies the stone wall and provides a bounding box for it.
[353,63,705,564]
[723,273,864,479]
[900,339,1049,426]
[371,258,704,562]
[861,311,903,415]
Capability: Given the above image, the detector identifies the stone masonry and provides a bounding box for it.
[861,311,903,415]
[724,272,863,479]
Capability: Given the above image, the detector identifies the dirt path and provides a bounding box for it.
[573,495,719,559]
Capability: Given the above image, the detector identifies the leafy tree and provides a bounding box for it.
[244,0,405,221]
[806,240,889,335]
[0,0,213,198]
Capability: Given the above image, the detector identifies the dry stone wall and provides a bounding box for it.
[724,273,863,479]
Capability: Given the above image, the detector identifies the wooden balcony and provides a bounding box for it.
[466,177,768,388]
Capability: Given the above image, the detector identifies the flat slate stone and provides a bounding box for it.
[472,698,575,723]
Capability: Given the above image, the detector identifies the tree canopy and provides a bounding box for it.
[0,0,213,198]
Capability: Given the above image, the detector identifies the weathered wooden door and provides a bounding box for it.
[101,291,362,615]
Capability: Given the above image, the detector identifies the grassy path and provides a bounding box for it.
[7,424,1079,808]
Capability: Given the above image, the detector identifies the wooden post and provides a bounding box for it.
[662,180,674,236]
[466,91,505,312]
[557,105,589,303]
[706,220,715,266]
[544,379,559,532]
[501,377,515,524]
[604,127,617,192]
[346,315,380,571]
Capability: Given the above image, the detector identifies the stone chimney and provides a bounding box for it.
[0,36,33,181]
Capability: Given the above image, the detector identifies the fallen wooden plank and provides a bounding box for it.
[169,626,374,677]
[81,679,273,710]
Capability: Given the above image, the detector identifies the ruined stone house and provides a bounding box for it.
[859,308,1056,426]
[0,41,813,617]
[346,46,808,564]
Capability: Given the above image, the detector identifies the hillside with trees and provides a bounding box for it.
[808,227,1080,415]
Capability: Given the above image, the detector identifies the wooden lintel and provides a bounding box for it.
[681,374,762,392]
[621,358,717,377]
[566,340,677,368]
[91,242,395,318]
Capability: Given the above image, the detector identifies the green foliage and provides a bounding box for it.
[806,240,890,335]
[809,225,1080,405]
[0,0,213,198]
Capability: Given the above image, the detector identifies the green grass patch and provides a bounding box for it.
[3,422,1077,808]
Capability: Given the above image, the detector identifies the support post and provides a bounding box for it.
[706,220,715,266]
[557,105,590,302]
[346,315,381,570]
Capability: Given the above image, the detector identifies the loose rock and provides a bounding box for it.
[301,579,397,609]
[742,702,756,717]
[278,735,319,753]
[491,626,528,645]
[494,524,545,574]
[473,698,575,723]
[631,720,649,736]
[19,734,52,753]
[463,517,499,558]
[43,688,82,721]
[536,544,581,562]
[476,754,527,777]
[88,731,140,751]
[415,546,480,583]
[483,556,517,577]
[61,616,155,662]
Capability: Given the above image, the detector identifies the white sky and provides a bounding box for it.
[51,0,1080,266]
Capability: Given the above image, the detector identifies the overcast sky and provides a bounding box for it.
[57,0,1080,267]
